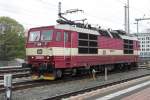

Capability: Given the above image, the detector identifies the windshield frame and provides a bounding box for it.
[28,29,53,42]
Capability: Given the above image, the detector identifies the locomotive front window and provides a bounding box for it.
[29,31,40,42]
[41,30,53,41]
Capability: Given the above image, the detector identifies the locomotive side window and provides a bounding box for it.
[78,32,98,54]
[89,48,98,54]
[79,33,88,39]
[89,34,97,40]
[79,40,88,46]
[29,31,40,42]
[41,30,53,41]
[89,41,97,47]
[78,48,88,54]
[56,32,61,41]
[123,39,133,54]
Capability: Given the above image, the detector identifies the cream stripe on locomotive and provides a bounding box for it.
[26,47,139,56]
[26,48,53,56]
[26,47,77,56]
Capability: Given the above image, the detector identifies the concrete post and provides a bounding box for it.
[105,67,108,81]
[4,74,12,100]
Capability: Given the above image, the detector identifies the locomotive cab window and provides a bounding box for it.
[29,31,40,42]
[41,30,53,41]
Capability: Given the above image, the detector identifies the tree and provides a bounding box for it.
[0,16,25,60]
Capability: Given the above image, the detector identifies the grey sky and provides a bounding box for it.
[0,0,150,33]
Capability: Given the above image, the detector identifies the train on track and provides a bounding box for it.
[25,4,139,80]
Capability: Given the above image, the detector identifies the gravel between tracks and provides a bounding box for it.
[0,69,150,100]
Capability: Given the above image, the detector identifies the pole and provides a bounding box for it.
[127,0,130,34]
[105,67,108,81]
[124,5,128,33]
[58,2,61,19]
[137,21,139,33]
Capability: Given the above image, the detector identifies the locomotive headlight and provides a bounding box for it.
[47,56,50,59]
[37,42,42,46]
[31,56,34,59]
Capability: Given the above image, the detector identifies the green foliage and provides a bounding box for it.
[0,16,25,60]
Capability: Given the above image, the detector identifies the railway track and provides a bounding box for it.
[44,69,150,100]
[0,66,31,79]
[0,72,30,80]
[0,68,113,93]
[0,67,30,73]
[0,68,149,100]
[0,74,93,93]
[0,67,31,93]
[0,80,50,93]
[0,69,125,92]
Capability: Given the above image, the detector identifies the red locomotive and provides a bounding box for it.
[25,23,139,80]
[25,5,139,80]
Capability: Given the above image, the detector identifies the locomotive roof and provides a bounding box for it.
[29,24,137,41]
[55,24,138,41]
[119,34,138,41]
[55,24,100,35]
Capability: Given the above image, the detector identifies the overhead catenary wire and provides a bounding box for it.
[0,0,149,32]
[39,0,150,31]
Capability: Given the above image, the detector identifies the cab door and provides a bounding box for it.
[63,31,72,67]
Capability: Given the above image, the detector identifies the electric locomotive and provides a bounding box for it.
[25,4,139,80]
[25,23,139,80]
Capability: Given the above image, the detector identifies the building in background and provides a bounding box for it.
[134,33,150,60]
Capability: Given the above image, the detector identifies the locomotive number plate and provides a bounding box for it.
[36,56,44,59]
[37,49,42,54]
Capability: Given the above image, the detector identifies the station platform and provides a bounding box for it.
[96,80,150,100]
[122,86,150,100]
